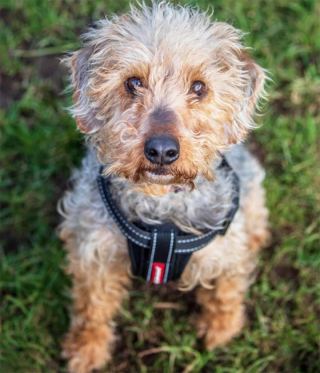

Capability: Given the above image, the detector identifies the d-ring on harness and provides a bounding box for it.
[97,156,240,284]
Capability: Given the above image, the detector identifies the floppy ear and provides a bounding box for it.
[243,59,265,119]
[227,56,266,144]
[70,47,104,134]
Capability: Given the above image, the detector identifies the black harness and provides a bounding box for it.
[97,156,240,284]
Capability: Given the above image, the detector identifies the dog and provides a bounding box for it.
[58,3,269,372]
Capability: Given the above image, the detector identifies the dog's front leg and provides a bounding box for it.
[60,228,131,373]
[196,274,249,350]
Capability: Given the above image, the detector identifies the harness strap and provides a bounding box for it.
[97,156,240,283]
[127,231,193,283]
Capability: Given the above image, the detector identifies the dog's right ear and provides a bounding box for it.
[70,47,104,134]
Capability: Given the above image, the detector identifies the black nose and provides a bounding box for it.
[144,135,180,165]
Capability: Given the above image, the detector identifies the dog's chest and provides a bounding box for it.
[111,168,235,233]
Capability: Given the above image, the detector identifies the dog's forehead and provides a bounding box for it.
[116,8,212,47]
[106,12,227,75]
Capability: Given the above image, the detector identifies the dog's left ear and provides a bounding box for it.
[69,47,104,134]
[227,55,266,144]
[242,58,265,118]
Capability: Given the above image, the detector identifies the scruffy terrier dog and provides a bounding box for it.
[59,3,269,373]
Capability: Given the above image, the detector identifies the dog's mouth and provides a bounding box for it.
[136,166,175,184]
[145,171,175,184]
[144,168,175,184]
[134,165,197,187]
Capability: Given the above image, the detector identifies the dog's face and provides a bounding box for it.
[69,4,265,189]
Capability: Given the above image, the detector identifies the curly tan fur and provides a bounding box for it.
[59,3,269,372]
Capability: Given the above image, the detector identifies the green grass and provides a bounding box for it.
[1,0,319,372]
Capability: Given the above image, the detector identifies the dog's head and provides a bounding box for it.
[68,3,266,190]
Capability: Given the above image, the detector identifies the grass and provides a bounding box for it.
[0,0,319,372]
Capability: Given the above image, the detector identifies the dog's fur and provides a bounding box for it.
[58,3,269,372]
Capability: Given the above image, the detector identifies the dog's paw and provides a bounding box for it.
[197,307,246,351]
[61,324,114,373]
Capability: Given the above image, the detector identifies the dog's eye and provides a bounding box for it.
[190,81,206,97]
[125,77,143,94]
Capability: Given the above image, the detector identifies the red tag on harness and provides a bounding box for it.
[151,263,165,284]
